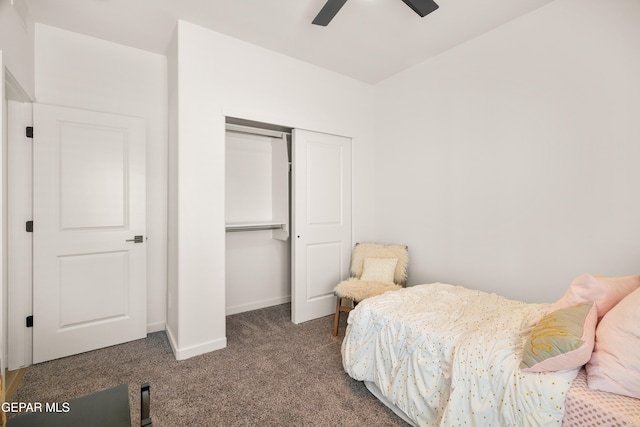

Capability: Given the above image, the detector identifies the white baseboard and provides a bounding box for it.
[165,324,179,358]
[225,295,291,316]
[165,324,227,361]
[147,321,166,334]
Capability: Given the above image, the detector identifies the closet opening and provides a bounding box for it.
[225,117,293,318]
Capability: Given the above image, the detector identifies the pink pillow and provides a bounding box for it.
[586,287,640,399]
[550,274,640,321]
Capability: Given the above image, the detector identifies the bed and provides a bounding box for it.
[341,281,640,426]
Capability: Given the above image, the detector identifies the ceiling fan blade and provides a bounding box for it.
[401,0,439,17]
[312,0,348,26]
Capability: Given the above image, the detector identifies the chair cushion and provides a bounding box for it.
[360,257,398,283]
[334,278,402,302]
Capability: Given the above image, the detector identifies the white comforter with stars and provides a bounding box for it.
[342,283,579,427]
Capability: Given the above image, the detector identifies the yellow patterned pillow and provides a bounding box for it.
[521,302,597,372]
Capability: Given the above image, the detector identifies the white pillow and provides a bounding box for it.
[359,257,398,283]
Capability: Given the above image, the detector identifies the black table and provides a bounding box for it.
[8,384,131,427]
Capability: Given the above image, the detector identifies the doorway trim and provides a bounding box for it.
[6,72,33,370]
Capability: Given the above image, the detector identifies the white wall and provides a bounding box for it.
[167,21,375,359]
[225,232,290,314]
[35,24,169,332]
[166,27,179,351]
[373,0,640,303]
[0,0,35,99]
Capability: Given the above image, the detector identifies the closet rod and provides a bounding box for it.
[225,123,291,139]
[225,223,286,232]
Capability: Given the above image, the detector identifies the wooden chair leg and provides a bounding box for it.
[333,296,341,336]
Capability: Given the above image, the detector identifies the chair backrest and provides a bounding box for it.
[350,243,408,286]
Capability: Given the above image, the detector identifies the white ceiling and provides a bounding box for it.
[26,0,554,84]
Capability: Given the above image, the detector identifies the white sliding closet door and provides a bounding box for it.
[292,129,352,324]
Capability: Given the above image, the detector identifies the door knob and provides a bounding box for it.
[126,235,144,243]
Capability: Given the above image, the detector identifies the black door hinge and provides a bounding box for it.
[26,127,34,138]
[26,315,33,328]
[26,220,33,232]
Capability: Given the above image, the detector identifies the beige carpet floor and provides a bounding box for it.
[9,304,407,426]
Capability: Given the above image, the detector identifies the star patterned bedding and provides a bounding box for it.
[341,283,580,427]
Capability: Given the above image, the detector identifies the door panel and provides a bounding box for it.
[292,129,351,324]
[59,124,127,229]
[307,142,344,224]
[306,242,343,300]
[33,104,146,364]
[59,251,129,327]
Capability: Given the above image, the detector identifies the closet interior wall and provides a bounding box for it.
[225,120,292,315]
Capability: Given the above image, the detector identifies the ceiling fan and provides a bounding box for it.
[312,0,439,26]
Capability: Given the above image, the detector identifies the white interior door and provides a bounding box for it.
[33,104,146,363]
[292,129,351,324]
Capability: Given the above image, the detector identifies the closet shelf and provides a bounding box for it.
[225,222,287,232]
